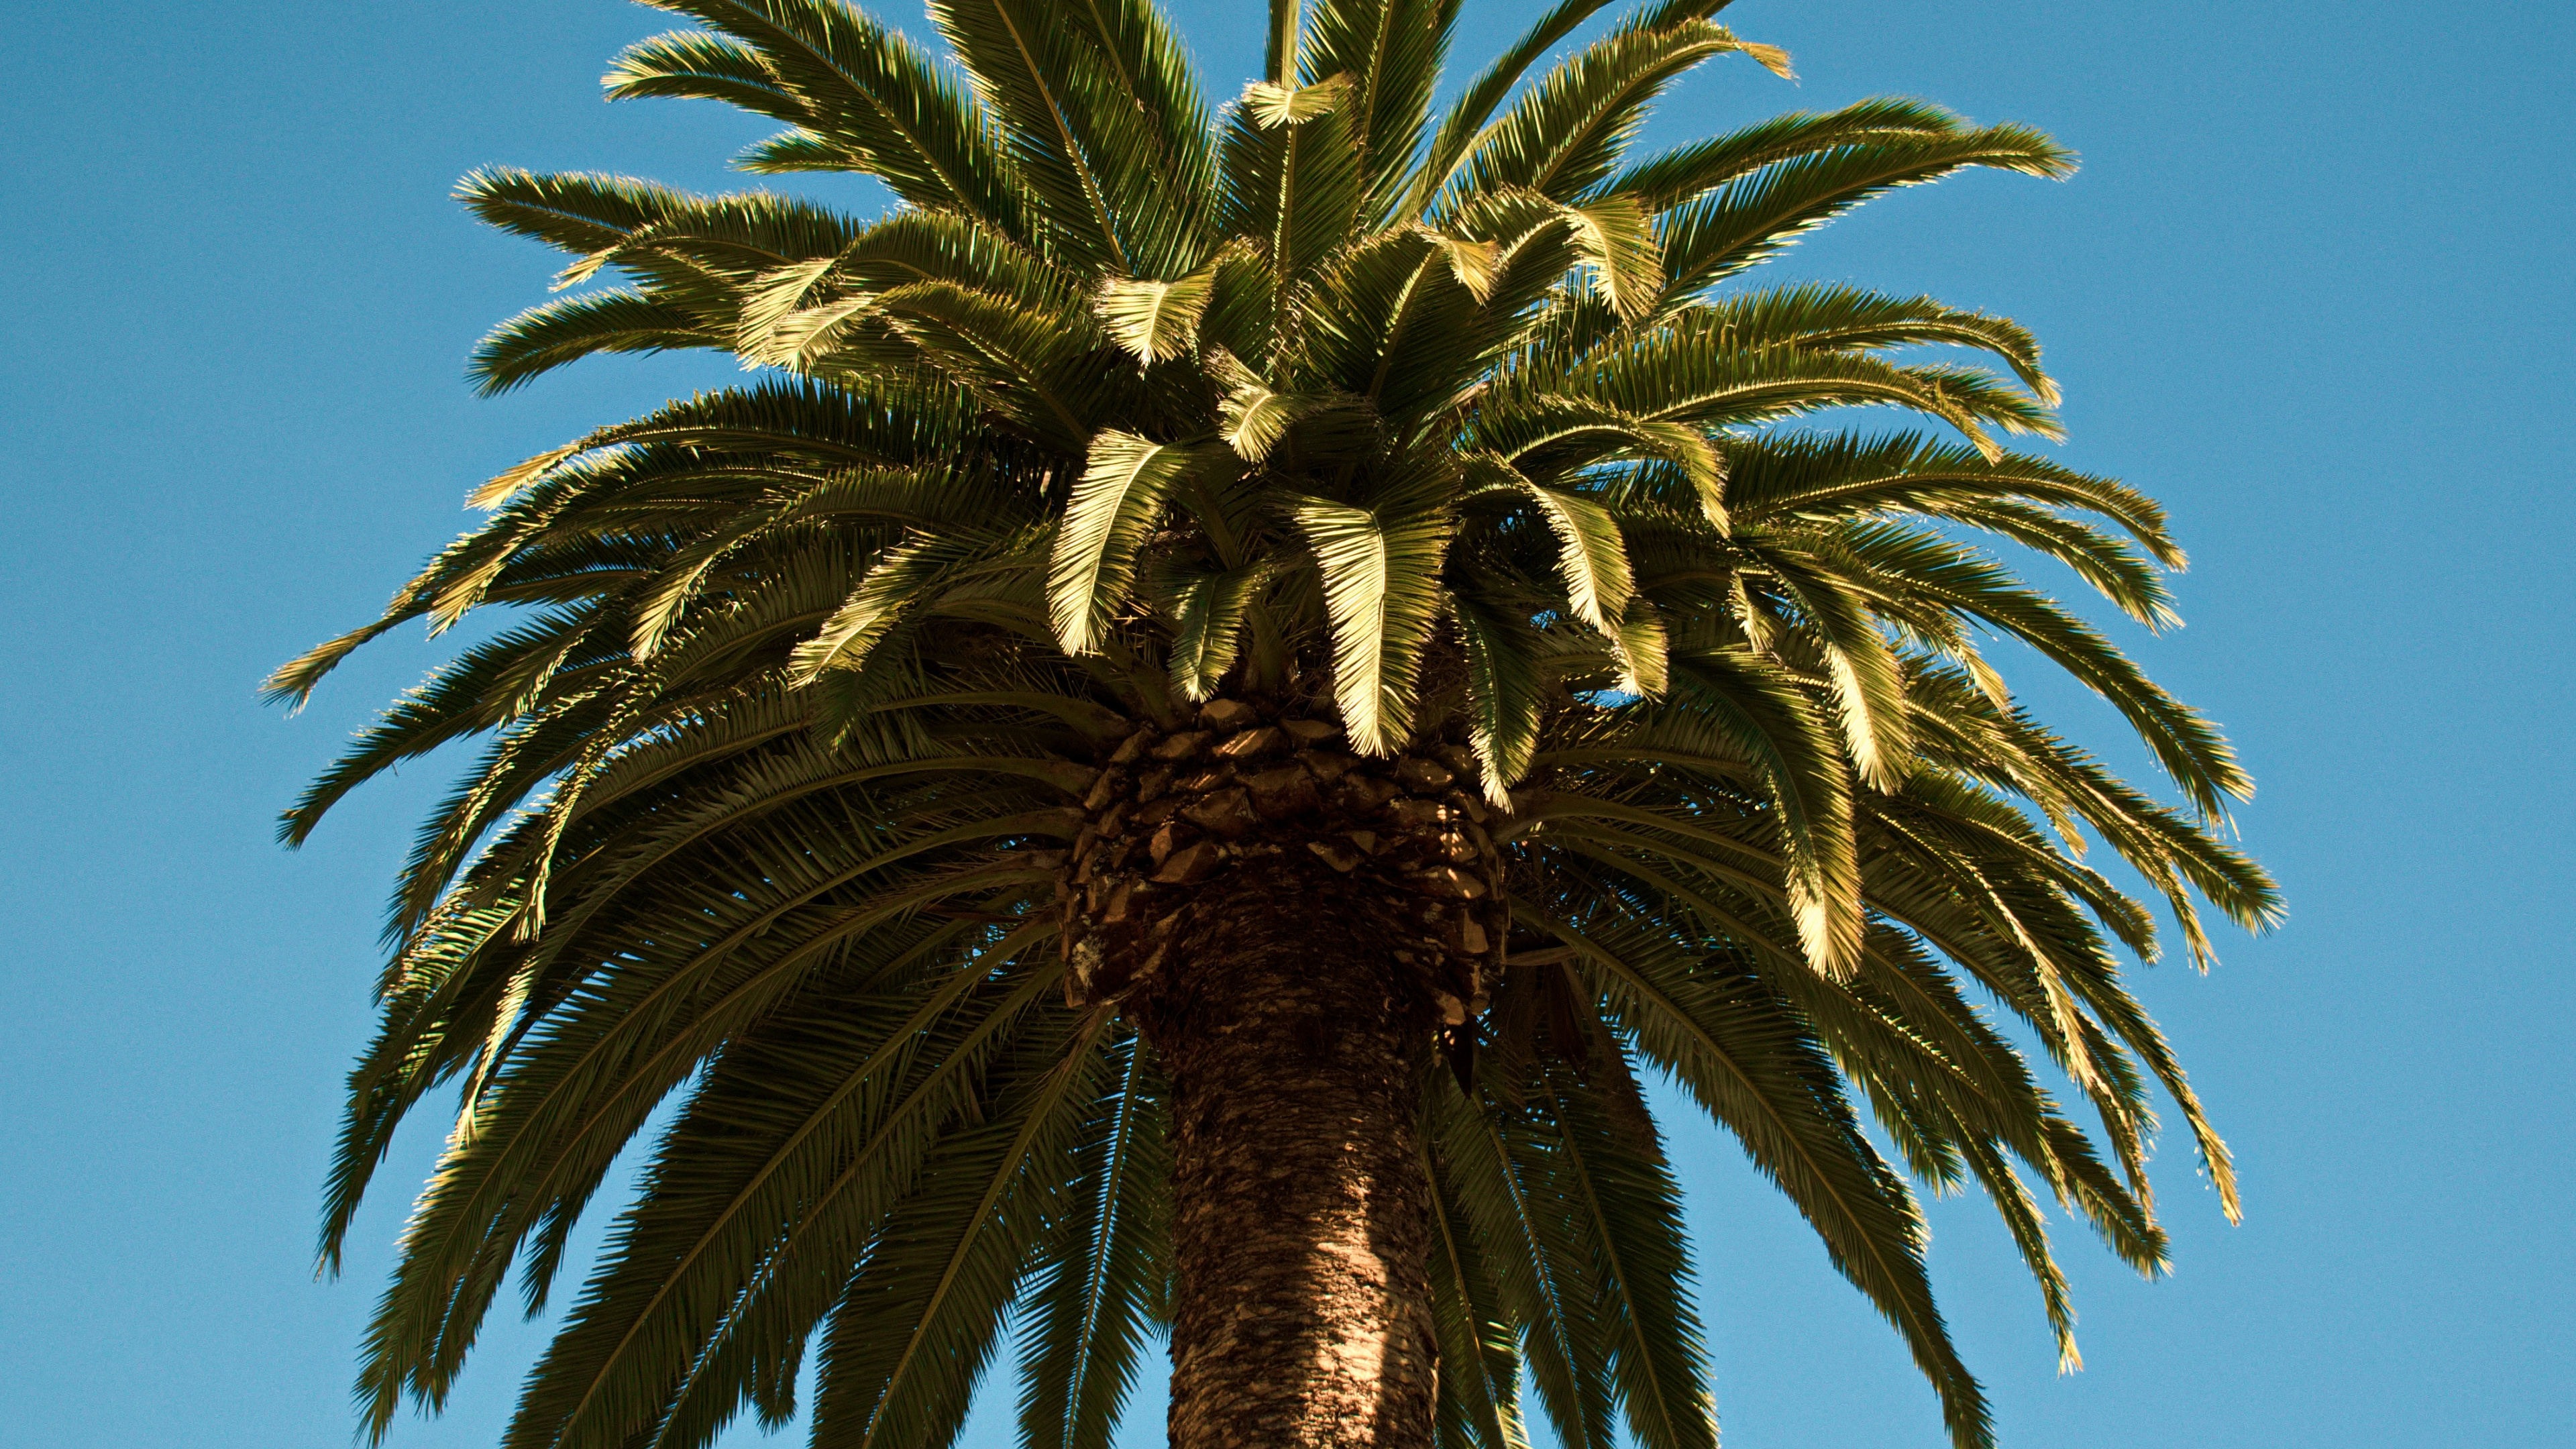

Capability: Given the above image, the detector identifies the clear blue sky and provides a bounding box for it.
[1,2,2567,1446]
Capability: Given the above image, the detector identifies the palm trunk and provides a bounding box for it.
[1142,857,1440,1449]
[1063,716,1506,1448]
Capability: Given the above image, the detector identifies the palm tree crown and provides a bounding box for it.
[274,3,2279,1449]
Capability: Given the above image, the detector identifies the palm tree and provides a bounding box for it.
[273,3,2279,1448]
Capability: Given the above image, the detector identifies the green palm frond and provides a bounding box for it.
[1658,120,2078,297]
[1293,484,1454,753]
[620,0,1026,227]
[1558,902,1991,1449]
[1016,1029,1171,1449]
[1423,1096,1531,1449]
[1433,17,1781,213]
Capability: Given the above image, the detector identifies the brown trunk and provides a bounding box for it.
[1044,706,1512,1449]
[1139,853,1440,1449]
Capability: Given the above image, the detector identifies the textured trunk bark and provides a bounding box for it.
[1142,855,1439,1449]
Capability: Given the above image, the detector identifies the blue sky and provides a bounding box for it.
[1,2,2567,1447]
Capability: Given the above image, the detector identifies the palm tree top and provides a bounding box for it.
[273,4,2279,1449]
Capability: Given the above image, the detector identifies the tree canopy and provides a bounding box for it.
[274,3,2279,1448]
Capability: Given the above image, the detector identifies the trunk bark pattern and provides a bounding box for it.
[1051,706,1507,1024]
[1146,856,1439,1449]
[1035,701,1513,1449]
